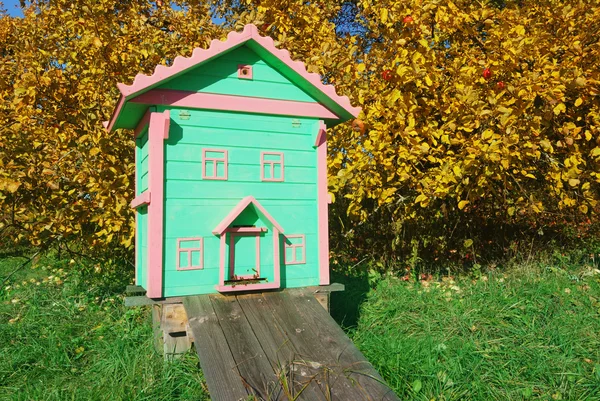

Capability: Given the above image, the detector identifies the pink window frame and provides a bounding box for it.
[260,152,284,182]
[284,234,306,265]
[202,149,228,180]
[176,237,204,271]
[227,231,261,280]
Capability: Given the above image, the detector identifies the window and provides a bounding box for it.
[177,238,204,270]
[261,152,284,182]
[284,235,306,265]
[202,149,228,180]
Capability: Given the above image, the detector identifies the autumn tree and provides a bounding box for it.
[1,0,600,267]
[0,0,223,257]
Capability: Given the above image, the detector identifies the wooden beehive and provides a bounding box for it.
[105,24,360,298]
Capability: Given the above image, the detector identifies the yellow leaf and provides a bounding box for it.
[464,239,473,248]
[380,8,388,23]
[568,178,580,187]
[508,206,515,216]
[357,63,366,73]
[579,204,588,214]
[453,166,462,177]
[585,131,592,141]
[424,75,433,86]
[553,103,566,115]
[482,129,493,140]
[458,200,469,210]
[574,98,583,107]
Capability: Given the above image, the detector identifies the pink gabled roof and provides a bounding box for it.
[106,24,360,131]
[212,196,284,236]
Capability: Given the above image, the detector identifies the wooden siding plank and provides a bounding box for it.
[168,127,312,150]
[287,289,401,401]
[260,292,362,400]
[169,109,317,135]
[208,294,283,399]
[165,162,315,185]
[164,180,316,201]
[183,296,249,401]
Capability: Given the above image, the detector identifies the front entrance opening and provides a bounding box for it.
[228,233,261,281]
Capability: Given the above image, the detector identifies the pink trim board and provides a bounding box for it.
[106,24,360,132]
[260,152,284,182]
[212,196,284,235]
[316,121,330,285]
[130,191,151,209]
[134,109,152,139]
[130,90,339,120]
[145,110,170,298]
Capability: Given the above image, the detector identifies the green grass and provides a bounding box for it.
[0,256,209,401]
[352,263,600,400]
[2,254,600,400]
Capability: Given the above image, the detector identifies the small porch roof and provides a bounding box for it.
[212,196,284,236]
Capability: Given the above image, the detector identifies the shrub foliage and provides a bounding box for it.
[1,0,599,264]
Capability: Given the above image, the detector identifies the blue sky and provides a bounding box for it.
[2,0,24,17]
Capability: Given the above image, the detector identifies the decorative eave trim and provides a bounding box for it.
[106,24,360,132]
[212,196,284,236]
[130,90,340,120]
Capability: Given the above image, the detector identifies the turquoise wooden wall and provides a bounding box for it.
[160,107,321,297]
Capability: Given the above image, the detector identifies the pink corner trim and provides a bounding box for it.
[238,64,253,79]
[219,234,226,286]
[130,191,151,209]
[131,89,340,120]
[284,234,306,265]
[106,24,360,131]
[134,109,152,139]
[176,237,204,271]
[317,121,330,285]
[202,148,228,180]
[212,196,284,235]
[260,152,284,182]
[146,111,170,298]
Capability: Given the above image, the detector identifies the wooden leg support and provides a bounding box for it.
[152,303,194,360]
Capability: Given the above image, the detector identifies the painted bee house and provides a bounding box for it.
[105,24,360,298]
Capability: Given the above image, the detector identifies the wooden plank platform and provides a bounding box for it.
[184,291,400,401]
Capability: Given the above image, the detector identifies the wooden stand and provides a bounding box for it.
[125,284,344,360]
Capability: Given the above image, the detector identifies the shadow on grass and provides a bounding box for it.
[329,270,371,330]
